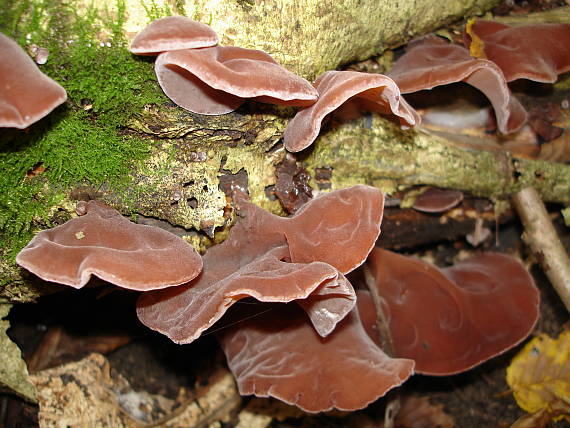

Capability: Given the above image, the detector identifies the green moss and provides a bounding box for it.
[140,0,174,21]
[0,0,167,268]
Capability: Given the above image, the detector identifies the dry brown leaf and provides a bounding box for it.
[395,395,455,428]
[539,131,570,163]
[511,404,570,428]
[27,325,131,372]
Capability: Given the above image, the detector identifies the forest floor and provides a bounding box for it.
[3,212,569,428]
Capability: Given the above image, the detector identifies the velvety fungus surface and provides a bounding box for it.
[217,300,414,413]
[16,201,203,291]
[365,248,540,375]
[154,46,318,115]
[465,20,570,83]
[283,70,420,152]
[388,35,527,134]
[0,33,67,129]
[129,16,219,55]
[137,185,384,344]
[412,187,464,213]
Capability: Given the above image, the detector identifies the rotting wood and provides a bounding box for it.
[82,0,501,80]
[3,110,570,303]
[302,116,570,205]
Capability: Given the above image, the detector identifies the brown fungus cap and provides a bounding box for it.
[387,36,527,134]
[217,300,414,413]
[0,33,66,129]
[283,70,420,153]
[137,185,384,344]
[137,243,351,344]
[365,248,540,375]
[465,20,570,83]
[129,16,219,55]
[284,184,384,273]
[154,46,318,115]
[412,187,464,213]
[16,201,203,291]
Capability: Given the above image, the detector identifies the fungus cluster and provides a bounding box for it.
[137,185,383,343]
[128,16,422,152]
[216,246,538,412]
[387,20,570,139]
[129,17,570,155]
[0,33,66,129]
[129,16,318,115]
[16,186,540,413]
[386,35,527,134]
[11,14,560,415]
[465,20,570,83]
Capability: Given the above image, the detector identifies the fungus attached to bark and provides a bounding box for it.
[283,70,420,152]
[365,248,540,375]
[412,187,464,213]
[16,201,203,291]
[387,35,527,134]
[154,46,318,115]
[217,299,414,413]
[465,20,570,83]
[0,33,66,129]
[137,185,384,344]
[129,16,219,55]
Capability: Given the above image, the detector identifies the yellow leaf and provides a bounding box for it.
[465,19,487,59]
[507,331,570,423]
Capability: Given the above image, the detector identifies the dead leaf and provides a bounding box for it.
[539,131,570,163]
[511,403,570,428]
[27,325,131,372]
[506,331,570,425]
[0,304,37,402]
[395,395,455,428]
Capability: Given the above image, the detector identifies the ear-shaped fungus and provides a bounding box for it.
[283,70,420,152]
[365,248,540,375]
[129,16,219,55]
[154,46,318,115]
[412,187,464,213]
[387,35,527,134]
[16,201,203,291]
[465,20,570,83]
[217,299,414,413]
[0,33,66,129]
[137,185,384,343]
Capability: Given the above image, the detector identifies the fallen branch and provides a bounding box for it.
[512,186,570,312]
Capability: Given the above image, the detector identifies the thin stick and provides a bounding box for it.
[363,264,396,357]
[512,186,570,312]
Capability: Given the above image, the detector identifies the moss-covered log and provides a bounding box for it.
[3,0,570,303]
[303,115,570,205]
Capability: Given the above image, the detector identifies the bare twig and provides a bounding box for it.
[512,187,570,312]
[363,264,396,357]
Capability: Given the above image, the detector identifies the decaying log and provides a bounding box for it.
[89,0,501,79]
[2,0,570,303]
